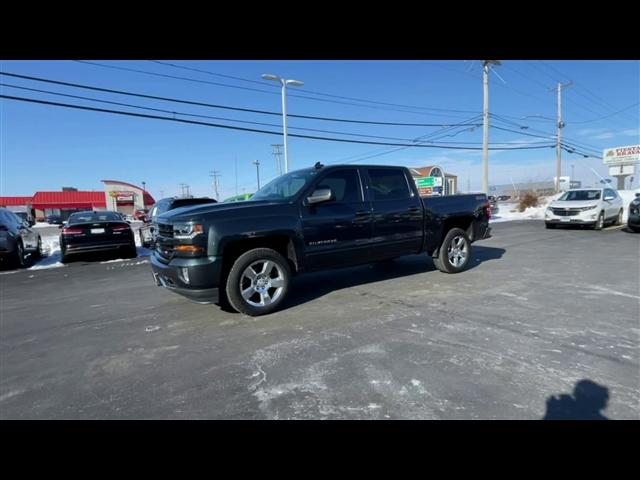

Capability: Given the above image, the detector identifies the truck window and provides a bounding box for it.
[316,169,362,203]
[368,169,411,201]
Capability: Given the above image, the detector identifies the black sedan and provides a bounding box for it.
[60,211,137,262]
[628,193,640,232]
[45,214,64,225]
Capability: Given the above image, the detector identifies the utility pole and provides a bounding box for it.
[482,60,501,194]
[552,81,572,192]
[210,170,221,201]
[272,144,284,176]
[141,181,146,208]
[571,164,575,188]
[253,160,261,190]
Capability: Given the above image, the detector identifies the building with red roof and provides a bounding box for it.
[0,180,155,221]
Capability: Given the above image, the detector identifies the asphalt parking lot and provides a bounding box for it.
[1,221,638,419]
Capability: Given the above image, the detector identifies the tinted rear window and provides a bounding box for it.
[68,212,123,224]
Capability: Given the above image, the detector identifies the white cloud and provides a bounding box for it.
[593,132,616,140]
[621,128,639,137]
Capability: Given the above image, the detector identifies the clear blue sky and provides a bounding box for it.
[1,60,638,199]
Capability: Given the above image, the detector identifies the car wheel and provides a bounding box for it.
[126,243,138,258]
[545,222,556,229]
[11,241,26,269]
[60,246,71,263]
[225,248,291,316]
[615,209,623,226]
[433,227,471,274]
[34,236,43,259]
[594,212,604,230]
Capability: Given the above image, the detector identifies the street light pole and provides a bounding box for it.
[253,160,261,190]
[261,74,304,173]
[142,181,146,208]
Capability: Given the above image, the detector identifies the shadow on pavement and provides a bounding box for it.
[281,245,506,311]
[542,379,610,420]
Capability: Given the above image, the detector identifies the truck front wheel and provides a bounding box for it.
[433,228,471,274]
[225,248,291,316]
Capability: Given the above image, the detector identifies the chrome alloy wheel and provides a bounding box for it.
[239,260,286,307]
[447,235,468,268]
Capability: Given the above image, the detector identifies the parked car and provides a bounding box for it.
[150,164,492,316]
[59,210,136,262]
[13,211,35,226]
[545,188,624,230]
[487,196,499,215]
[140,197,218,248]
[223,193,254,203]
[497,195,511,202]
[44,214,63,225]
[0,209,43,268]
[628,193,640,232]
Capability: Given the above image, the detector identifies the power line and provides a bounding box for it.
[75,60,477,119]
[0,82,454,143]
[150,60,483,115]
[0,93,557,150]
[0,71,480,127]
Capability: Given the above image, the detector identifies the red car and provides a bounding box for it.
[133,209,149,222]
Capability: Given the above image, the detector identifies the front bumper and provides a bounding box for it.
[150,252,222,304]
[628,213,640,227]
[545,209,599,225]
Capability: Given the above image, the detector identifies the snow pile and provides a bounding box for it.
[490,193,562,224]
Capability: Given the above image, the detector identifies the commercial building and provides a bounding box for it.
[409,166,458,196]
[0,180,155,221]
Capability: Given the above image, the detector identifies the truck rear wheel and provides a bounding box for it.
[225,248,291,316]
[433,228,471,274]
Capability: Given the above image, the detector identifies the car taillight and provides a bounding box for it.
[485,204,492,219]
[112,225,130,232]
[62,227,84,235]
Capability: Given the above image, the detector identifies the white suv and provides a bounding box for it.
[545,188,624,230]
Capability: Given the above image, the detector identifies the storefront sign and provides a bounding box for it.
[603,145,640,165]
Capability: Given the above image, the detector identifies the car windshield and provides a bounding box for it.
[251,170,317,201]
[68,212,123,224]
[559,190,601,201]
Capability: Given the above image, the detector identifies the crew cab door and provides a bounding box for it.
[300,167,373,270]
[363,167,423,260]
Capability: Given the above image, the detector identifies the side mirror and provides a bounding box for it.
[307,188,332,205]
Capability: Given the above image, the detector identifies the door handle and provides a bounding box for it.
[355,210,370,216]
[407,206,421,213]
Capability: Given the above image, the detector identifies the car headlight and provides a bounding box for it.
[173,222,204,239]
[578,205,597,211]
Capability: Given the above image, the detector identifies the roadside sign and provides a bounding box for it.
[609,164,635,176]
[415,176,442,188]
[603,145,640,165]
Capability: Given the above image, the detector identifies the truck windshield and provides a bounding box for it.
[559,190,601,201]
[251,170,317,201]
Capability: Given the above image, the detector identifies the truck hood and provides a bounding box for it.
[549,200,599,209]
[157,200,287,223]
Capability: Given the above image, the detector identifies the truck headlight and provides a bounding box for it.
[173,222,204,239]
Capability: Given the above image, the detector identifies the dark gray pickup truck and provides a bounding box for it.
[151,164,492,315]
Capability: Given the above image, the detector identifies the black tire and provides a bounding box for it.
[10,241,26,269]
[433,227,471,274]
[630,225,640,233]
[545,222,556,229]
[225,248,291,316]
[125,243,138,258]
[614,209,623,226]
[594,212,605,230]
[60,245,71,263]
[33,236,43,259]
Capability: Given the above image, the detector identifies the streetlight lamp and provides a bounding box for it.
[261,73,304,174]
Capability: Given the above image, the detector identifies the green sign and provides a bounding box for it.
[415,176,440,188]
